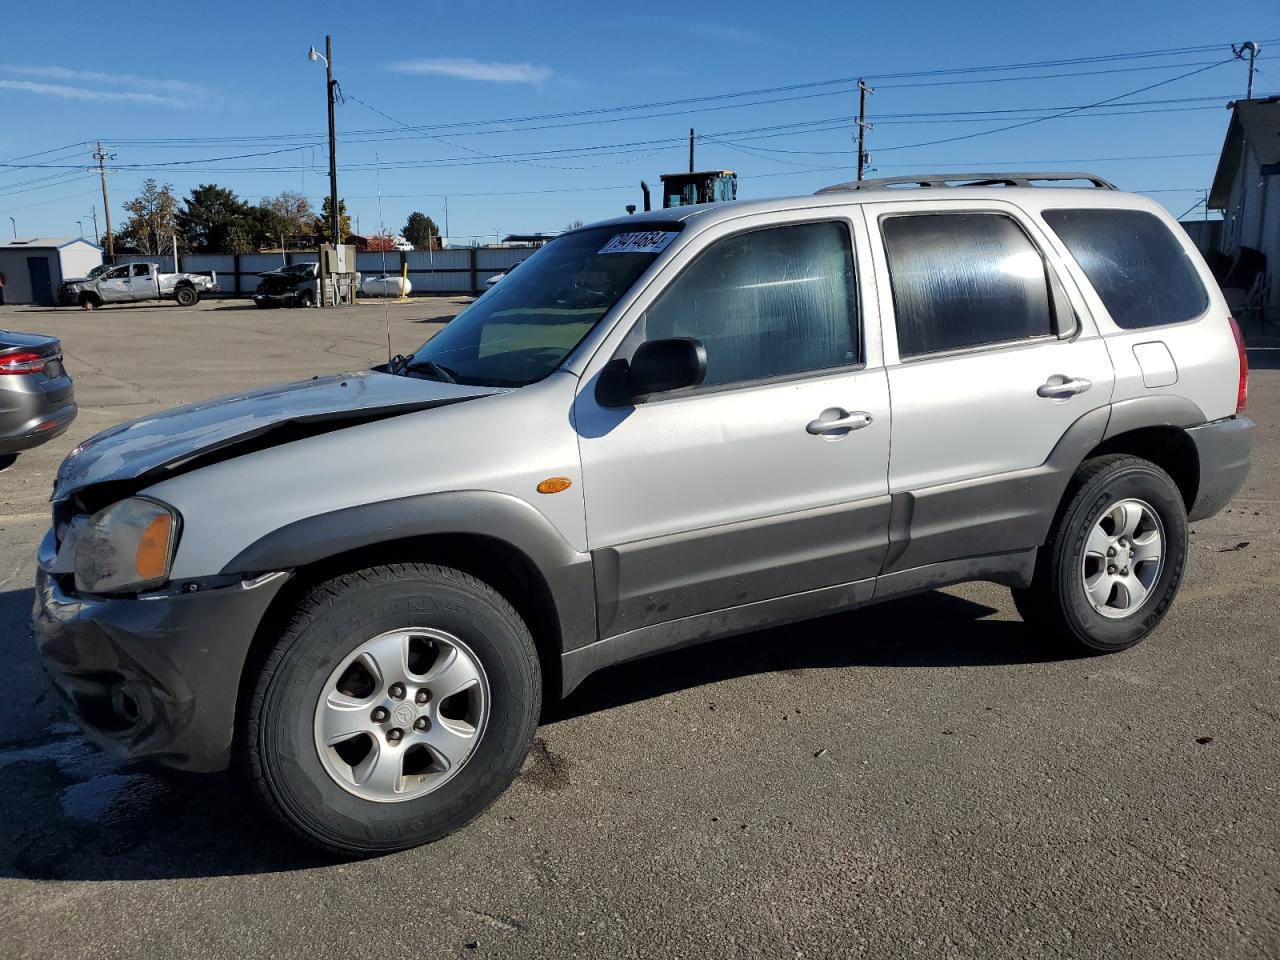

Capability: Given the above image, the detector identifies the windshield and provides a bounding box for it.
[402,225,679,387]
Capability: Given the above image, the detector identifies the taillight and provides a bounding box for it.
[0,351,48,375]
[1228,316,1248,413]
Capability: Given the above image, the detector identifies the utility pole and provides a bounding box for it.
[1233,42,1260,99]
[93,142,115,258]
[689,128,695,172]
[856,80,874,181]
[325,35,339,249]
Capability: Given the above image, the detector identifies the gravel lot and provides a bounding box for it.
[1,299,1277,960]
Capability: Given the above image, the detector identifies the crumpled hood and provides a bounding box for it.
[54,370,504,500]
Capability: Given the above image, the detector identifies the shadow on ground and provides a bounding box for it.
[0,586,1060,882]
[552,591,1062,722]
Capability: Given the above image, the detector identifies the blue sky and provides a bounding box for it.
[2,0,1278,244]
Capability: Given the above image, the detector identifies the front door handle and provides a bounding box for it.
[1037,375,1092,399]
[807,408,874,437]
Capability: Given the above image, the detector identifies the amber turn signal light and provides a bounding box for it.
[536,477,573,495]
[135,513,174,581]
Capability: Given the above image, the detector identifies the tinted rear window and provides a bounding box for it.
[1042,208,1208,329]
[882,213,1054,357]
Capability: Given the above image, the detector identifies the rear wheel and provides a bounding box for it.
[1013,455,1188,653]
[245,563,541,856]
[173,286,199,307]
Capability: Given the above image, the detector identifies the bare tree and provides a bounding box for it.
[120,179,180,255]
[258,191,315,247]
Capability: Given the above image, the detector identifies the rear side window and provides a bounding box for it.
[881,213,1053,358]
[643,220,859,388]
[1042,208,1209,329]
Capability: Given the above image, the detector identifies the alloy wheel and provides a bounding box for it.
[1080,498,1165,619]
[312,627,489,802]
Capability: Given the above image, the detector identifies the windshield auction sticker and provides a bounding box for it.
[598,231,678,255]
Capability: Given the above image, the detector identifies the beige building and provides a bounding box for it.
[1209,96,1280,320]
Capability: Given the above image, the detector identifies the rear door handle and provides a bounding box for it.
[807,408,874,437]
[1037,375,1092,399]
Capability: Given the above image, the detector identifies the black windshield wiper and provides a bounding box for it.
[401,357,458,383]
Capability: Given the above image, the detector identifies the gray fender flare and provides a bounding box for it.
[220,490,597,654]
[1103,395,1206,439]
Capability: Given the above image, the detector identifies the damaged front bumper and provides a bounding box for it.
[32,529,288,772]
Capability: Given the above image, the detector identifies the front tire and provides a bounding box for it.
[245,563,541,856]
[1013,455,1188,653]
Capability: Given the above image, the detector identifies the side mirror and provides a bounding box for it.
[596,337,707,406]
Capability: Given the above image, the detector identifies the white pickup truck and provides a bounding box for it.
[60,262,218,309]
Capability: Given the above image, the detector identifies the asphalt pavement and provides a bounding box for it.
[1,298,1277,959]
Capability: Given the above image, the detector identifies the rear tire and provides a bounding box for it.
[1013,455,1188,653]
[245,563,541,857]
[174,286,199,307]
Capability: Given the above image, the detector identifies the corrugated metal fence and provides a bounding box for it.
[109,247,536,296]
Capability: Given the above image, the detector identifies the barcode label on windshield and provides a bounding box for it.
[598,231,677,255]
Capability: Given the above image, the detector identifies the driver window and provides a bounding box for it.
[640,220,860,388]
[105,266,129,280]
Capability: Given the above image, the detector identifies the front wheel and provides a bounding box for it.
[245,563,541,856]
[1013,454,1188,653]
[297,289,315,308]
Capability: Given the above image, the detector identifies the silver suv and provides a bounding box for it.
[33,172,1253,855]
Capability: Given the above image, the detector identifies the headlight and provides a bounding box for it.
[74,497,179,594]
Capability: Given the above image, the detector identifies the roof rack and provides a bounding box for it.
[816,172,1117,194]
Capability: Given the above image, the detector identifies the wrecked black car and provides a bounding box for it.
[252,262,319,308]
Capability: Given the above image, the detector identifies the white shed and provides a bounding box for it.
[0,237,104,305]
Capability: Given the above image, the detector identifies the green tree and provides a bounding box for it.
[120,179,180,254]
[403,211,441,250]
[257,191,314,248]
[177,183,258,253]
[313,196,352,245]
[564,219,585,231]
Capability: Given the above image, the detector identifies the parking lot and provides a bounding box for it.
[1,298,1277,959]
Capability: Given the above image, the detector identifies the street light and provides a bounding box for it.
[8,217,14,239]
[308,36,340,274]
[76,220,84,238]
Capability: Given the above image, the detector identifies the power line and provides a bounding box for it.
[870,59,1235,154]
[0,98,1237,177]
[63,38,1277,150]
[0,180,99,213]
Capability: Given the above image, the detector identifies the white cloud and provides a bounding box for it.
[0,79,185,107]
[0,64,211,106]
[4,64,208,96]
[388,57,552,85]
